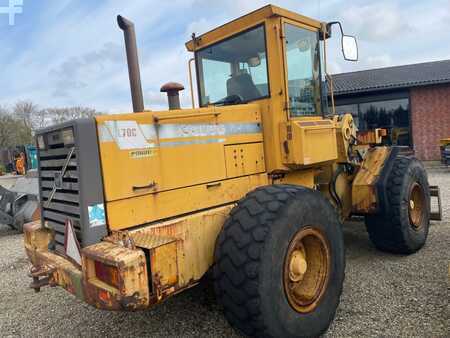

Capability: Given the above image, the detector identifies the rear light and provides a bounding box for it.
[94,261,120,288]
[98,289,110,303]
[62,128,75,145]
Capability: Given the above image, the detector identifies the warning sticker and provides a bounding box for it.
[88,203,106,227]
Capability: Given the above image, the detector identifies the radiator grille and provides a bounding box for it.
[39,141,81,253]
[37,119,107,251]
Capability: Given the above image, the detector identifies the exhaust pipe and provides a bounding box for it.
[117,15,144,113]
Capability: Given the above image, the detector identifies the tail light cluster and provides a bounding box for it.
[94,261,120,289]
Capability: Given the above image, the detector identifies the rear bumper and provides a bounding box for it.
[24,221,149,310]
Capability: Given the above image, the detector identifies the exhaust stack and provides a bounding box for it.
[117,15,144,113]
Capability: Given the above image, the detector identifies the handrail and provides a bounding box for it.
[153,111,221,122]
[188,58,196,109]
[322,22,336,115]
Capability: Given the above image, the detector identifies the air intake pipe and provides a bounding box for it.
[161,82,184,110]
[117,15,144,113]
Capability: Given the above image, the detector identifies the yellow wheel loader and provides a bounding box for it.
[24,5,441,337]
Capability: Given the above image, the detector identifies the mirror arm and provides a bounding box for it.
[326,21,344,36]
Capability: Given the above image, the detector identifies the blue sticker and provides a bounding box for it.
[88,203,106,227]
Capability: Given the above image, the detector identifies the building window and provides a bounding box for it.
[335,98,410,146]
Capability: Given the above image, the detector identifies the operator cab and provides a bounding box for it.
[194,21,322,118]
[189,5,356,119]
[186,4,358,172]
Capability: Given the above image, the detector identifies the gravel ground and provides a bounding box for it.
[0,169,448,337]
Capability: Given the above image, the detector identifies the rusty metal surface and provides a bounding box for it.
[150,241,178,301]
[105,205,231,307]
[117,15,144,113]
[357,129,387,145]
[82,241,149,310]
[23,203,232,312]
[283,226,331,314]
[24,221,150,310]
[130,204,233,289]
[130,231,176,249]
[160,82,185,93]
[24,221,84,299]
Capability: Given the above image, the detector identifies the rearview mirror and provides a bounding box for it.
[247,56,261,67]
[342,35,358,61]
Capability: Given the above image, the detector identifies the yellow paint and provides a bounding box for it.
[333,114,357,163]
[280,119,337,167]
[107,173,268,230]
[96,105,262,202]
[150,241,178,289]
[224,143,265,178]
[274,169,315,188]
[24,5,407,314]
[82,241,149,309]
[129,204,234,287]
[352,147,391,213]
[185,5,321,52]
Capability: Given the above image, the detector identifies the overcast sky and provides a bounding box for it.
[0,0,449,112]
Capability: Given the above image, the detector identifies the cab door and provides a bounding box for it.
[279,19,337,166]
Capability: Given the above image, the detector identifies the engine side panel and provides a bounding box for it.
[95,105,266,230]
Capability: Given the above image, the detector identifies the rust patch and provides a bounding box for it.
[82,241,149,311]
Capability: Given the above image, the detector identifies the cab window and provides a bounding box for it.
[284,24,322,117]
[196,25,270,106]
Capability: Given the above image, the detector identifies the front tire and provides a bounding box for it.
[365,156,430,254]
[213,185,345,337]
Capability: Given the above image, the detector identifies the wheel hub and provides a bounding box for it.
[288,250,307,282]
[283,227,331,313]
[409,183,425,230]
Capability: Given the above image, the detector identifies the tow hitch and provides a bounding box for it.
[29,265,55,293]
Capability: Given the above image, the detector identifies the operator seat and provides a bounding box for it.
[226,72,261,102]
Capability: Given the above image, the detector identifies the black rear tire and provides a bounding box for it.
[365,156,430,254]
[213,185,345,337]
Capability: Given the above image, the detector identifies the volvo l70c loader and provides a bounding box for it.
[24,5,441,337]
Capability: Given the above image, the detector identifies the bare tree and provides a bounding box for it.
[48,106,98,125]
[0,101,101,149]
[0,111,33,148]
[13,100,40,129]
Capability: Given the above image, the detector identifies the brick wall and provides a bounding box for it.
[410,84,450,161]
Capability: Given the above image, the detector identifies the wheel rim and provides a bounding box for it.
[283,227,331,313]
[409,182,425,230]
